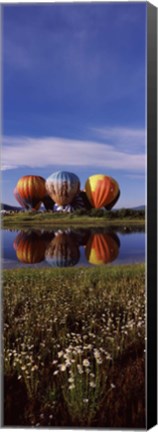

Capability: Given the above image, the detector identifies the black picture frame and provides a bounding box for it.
[147,2,157,430]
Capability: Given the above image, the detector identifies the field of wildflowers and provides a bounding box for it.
[3,264,145,427]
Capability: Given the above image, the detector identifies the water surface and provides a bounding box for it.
[2,227,145,269]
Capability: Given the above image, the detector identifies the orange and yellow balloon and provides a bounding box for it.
[85,174,119,209]
[105,189,120,211]
[15,175,46,210]
[85,232,120,265]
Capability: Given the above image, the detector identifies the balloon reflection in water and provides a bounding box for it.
[86,232,120,265]
[74,229,91,246]
[45,230,80,267]
[14,231,53,264]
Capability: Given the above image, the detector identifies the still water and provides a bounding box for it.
[2,228,145,269]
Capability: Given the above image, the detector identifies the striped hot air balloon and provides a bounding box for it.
[13,187,29,209]
[105,189,121,211]
[45,230,80,267]
[14,176,46,210]
[42,195,54,211]
[79,190,92,210]
[14,231,47,264]
[85,175,120,209]
[53,192,85,213]
[46,171,80,206]
[85,232,120,265]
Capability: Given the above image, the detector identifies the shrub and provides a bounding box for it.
[90,208,105,217]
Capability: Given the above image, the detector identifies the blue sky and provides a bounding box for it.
[2,3,146,207]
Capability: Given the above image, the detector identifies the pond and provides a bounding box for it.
[2,227,145,269]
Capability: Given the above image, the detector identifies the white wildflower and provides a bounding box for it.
[83,359,90,367]
[69,384,75,390]
[60,364,67,372]
[77,364,83,374]
[68,377,74,383]
[90,381,96,388]
[58,351,64,358]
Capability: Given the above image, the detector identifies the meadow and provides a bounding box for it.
[2,208,145,230]
[3,264,145,428]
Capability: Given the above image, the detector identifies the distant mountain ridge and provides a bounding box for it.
[132,205,145,211]
[1,203,22,211]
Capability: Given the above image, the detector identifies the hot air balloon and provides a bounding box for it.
[46,171,80,206]
[85,175,119,209]
[85,232,120,265]
[45,230,80,267]
[14,231,48,264]
[13,187,29,209]
[53,192,85,213]
[42,195,54,211]
[79,190,92,210]
[14,176,46,210]
[105,189,121,211]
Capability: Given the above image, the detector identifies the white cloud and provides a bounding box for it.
[125,174,145,180]
[2,165,17,171]
[91,127,146,154]
[2,133,146,173]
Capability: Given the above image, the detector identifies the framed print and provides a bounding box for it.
[1,1,157,429]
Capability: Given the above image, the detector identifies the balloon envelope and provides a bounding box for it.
[46,171,80,206]
[13,187,29,209]
[105,189,120,211]
[42,195,54,211]
[85,175,119,209]
[15,176,46,210]
[85,232,120,265]
[53,192,84,213]
[79,190,92,210]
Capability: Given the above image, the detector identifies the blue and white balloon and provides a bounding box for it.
[53,193,84,213]
[46,171,80,206]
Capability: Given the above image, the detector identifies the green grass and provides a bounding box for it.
[2,210,145,230]
[3,264,145,427]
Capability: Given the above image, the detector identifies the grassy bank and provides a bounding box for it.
[2,210,145,230]
[3,264,145,427]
